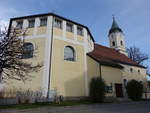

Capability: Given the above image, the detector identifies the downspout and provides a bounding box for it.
[47,16,54,99]
[99,63,102,79]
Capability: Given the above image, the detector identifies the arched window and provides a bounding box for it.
[22,42,34,59]
[112,41,115,46]
[64,46,75,61]
[120,41,123,46]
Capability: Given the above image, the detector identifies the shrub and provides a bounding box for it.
[89,77,106,102]
[126,80,143,101]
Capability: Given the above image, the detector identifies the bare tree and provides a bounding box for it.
[0,27,42,83]
[127,46,149,65]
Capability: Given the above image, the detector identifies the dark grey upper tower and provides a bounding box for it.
[108,16,127,55]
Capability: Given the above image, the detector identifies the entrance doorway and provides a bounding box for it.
[115,84,123,97]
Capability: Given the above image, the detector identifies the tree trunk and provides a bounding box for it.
[0,69,3,83]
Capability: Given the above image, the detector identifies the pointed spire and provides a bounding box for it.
[109,15,123,34]
[111,15,119,29]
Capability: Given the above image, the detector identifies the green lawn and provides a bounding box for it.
[0,100,94,110]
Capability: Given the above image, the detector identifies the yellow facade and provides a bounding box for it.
[66,31,74,40]
[87,56,123,97]
[37,26,47,35]
[87,56,100,83]
[101,66,123,84]
[4,37,46,92]
[122,64,147,82]
[53,28,63,36]
[50,39,86,97]
[2,14,147,100]
[26,28,34,36]
[77,35,84,43]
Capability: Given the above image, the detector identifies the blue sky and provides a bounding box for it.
[0,0,150,70]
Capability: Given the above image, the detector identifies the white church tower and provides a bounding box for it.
[108,16,127,56]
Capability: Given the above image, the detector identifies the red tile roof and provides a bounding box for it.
[87,43,145,68]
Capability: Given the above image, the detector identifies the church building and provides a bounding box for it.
[1,13,147,100]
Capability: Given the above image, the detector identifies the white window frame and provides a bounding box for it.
[64,46,76,61]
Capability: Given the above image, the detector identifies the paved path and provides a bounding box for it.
[0,101,150,113]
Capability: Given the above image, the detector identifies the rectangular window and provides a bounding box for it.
[105,86,113,93]
[28,19,35,28]
[54,18,62,29]
[40,17,47,26]
[77,27,83,36]
[130,68,133,73]
[66,23,73,32]
[16,21,23,29]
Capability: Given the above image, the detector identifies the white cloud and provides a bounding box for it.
[0,20,9,31]
[147,76,150,81]
[0,5,26,30]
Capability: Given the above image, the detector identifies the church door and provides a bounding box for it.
[115,84,123,97]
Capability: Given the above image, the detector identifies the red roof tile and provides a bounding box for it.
[87,43,145,68]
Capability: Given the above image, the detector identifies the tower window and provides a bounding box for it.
[54,18,62,29]
[16,20,23,29]
[28,19,35,28]
[66,23,73,32]
[40,17,47,26]
[64,46,75,61]
[77,26,83,36]
[130,68,133,73]
[112,41,115,46]
[120,41,123,46]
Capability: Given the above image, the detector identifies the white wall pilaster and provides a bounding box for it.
[62,20,66,40]
[42,16,53,97]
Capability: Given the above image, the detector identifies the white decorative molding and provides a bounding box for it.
[62,20,66,40]
[42,16,53,97]
[23,19,28,28]
[53,35,84,46]
[23,35,47,39]
[74,24,77,42]
[34,18,40,36]
[83,28,89,96]
[12,21,17,28]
